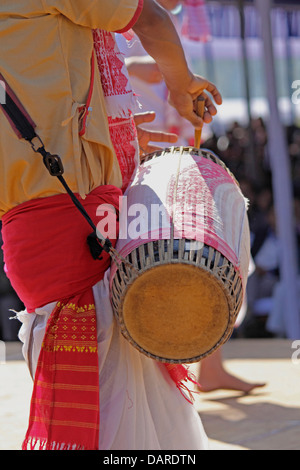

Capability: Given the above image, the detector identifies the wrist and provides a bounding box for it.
[163,68,193,95]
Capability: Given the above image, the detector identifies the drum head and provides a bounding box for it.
[122,263,230,362]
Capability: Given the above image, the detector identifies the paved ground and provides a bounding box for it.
[192,339,300,450]
[0,338,299,450]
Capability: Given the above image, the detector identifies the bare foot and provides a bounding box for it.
[198,369,266,394]
[198,348,266,394]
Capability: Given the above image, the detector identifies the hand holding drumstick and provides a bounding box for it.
[133,0,222,132]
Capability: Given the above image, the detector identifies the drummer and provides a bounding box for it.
[0,0,222,450]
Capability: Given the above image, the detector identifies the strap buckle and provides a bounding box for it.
[43,153,64,177]
[30,135,44,153]
[87,232,112,260]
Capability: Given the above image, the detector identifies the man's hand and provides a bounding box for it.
[134,112,178,160]
[133,0,223,131]
[168,74,223,130]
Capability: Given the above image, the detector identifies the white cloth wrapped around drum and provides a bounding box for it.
[109,147,250,364]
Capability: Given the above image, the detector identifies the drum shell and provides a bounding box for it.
[110,147,250,363]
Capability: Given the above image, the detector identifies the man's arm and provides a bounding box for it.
[132,0,222,129]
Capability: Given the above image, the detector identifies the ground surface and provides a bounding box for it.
[0,339,299,450]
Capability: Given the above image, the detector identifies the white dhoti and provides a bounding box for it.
[18,269,209,451]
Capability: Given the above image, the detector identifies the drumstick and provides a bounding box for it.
[194,95,205,149]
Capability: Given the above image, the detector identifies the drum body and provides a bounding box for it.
[110,147,250,363]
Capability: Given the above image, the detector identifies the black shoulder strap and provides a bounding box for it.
[0,74,111,260]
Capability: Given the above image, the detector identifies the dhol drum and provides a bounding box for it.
[109,146,250,364]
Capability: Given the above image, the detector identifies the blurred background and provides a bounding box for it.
[1,0,300,343]
[182,0,300,341]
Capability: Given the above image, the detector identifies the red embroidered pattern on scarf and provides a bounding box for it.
[108,116,137,191]
[93,30,129,97]
[93,29,137,192]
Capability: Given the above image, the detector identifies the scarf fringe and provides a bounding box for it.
[165,364,201,404]
[22,437,87,451]
[105,94,140,120]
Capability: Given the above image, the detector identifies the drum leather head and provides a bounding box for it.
[122,263,230,362]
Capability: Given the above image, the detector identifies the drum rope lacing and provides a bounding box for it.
[170,145,184,247]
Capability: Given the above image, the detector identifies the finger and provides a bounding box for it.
[176,111,203,129]
[145,130,178,144]
[193,93,217,124]
[203,93,217,117]
[178,107,203,129]
[134,112,156,126]
[205,81,223,105]
[200,93,217,123]
[183,103,203,128]
[191,115,204,129]
[203,111,212,124]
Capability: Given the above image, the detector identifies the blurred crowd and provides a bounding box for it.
[204,118,300,338]
[1,117,300,341]
[0,226,24,341]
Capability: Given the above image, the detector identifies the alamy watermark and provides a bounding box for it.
[95,197,207,243]
[0,80,6,105]
[0,341,6,364]
[291,340,300,365]
[292,80,300,105]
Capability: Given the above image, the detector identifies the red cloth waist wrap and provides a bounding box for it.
[2,186,121,313]
[1,185,121,450]
[1,185,198,450]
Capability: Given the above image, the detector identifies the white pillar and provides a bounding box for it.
[255,0,300,339]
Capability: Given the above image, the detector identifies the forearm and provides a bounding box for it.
[132,0,192,92]
[132,0,222,127]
